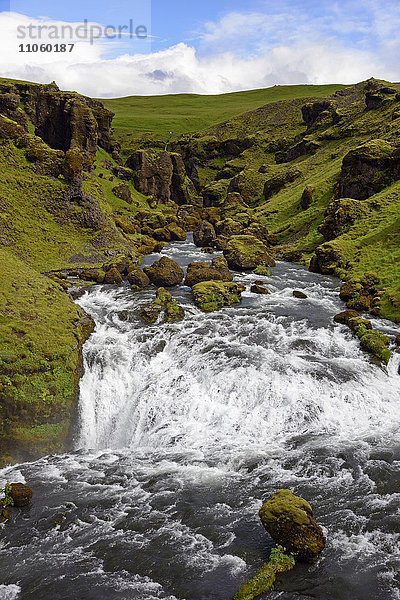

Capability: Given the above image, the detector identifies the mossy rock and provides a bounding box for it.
[224,235,276,270]
[164,300,185,323]
[192,281,245,312]
[127,267,150,289]
[259,489,326,562]
[357,329,391,364]
[193,220,216,247]
[143,256,184,287]
[184,258,233,287]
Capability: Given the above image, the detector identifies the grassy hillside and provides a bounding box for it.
[103,84,346,152]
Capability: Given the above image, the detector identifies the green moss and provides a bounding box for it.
[356,329,391,364]
[233,546,295,600]
[254,266,272,276]
[192,281,245,312]
[259,489,312,527]
[0,248,94,464]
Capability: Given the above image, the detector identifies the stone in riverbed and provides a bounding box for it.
[193,220,216,247]
[184,257,233,288]
[251,284,270,295]
[143,257,184,287]
[293,290,308,299]
[127,267,150,289]
[192,281,245,312]
[9,483,33,507]
[259,489,326,563]
[224,235,275,270]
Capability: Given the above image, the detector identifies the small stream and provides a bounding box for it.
[1,237,400,600]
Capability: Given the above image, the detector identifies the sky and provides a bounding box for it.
[0,0,399,97]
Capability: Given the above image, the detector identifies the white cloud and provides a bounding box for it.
[0,8,399,98]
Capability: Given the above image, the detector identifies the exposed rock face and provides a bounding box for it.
[184,257,233,287]
[319,198,365,241]
[309,242,345,275]
[202,180,229,207]
[193,220,216,247]
[0,81,114,171]
[144,257,184,287]
[192,281,245,312]
[302,99,340,128]
[224,235,276,270]
[112,183,132,204]
[126,150,199,205]
[259,489,326,563]
[337,140,400,200]
[275,140,320,164]
[10,483,33,507]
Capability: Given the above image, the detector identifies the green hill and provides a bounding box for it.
[103,84,346,153]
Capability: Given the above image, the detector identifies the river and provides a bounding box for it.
[1,237,400,600]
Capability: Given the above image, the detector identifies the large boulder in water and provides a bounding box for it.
[193,220,216,247]
[127,267,150,290]
[144,257,184,287]
[184,257,233,287]
[192,281,245,312]
[224,235,275,270]
[259,489,326,563]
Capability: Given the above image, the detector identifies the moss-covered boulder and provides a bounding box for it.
[166,223,187,241]
[139,287,185,324]
[103,267,124,285]
[357,329,391,364]
[259,489,326,563]
[193,220,216,247]
[215,218,244,237]
[127,267,150,290]
[144,257,184,287]
[224,235,276,270]
[184,258,233,287]
[264,168,302,200]
[192,281,245,312]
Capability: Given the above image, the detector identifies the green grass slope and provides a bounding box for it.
[103,84,346,153]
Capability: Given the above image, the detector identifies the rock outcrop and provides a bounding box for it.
[126,150,200,205]
[337,140,400,200]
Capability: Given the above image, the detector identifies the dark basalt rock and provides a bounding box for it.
[10,483,33,507]
[337,139,400,200]
[126,150,199,205]
[103,267,124,285]
[302,99,340,128]
[251,284,270,295]
[300,185,315,210]
[293,290,308,299]
[193,220,216,247]
[127,267,150,289]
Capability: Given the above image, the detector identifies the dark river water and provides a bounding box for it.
[1,237,400,600]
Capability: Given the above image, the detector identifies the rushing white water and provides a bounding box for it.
[1,238,400,600]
